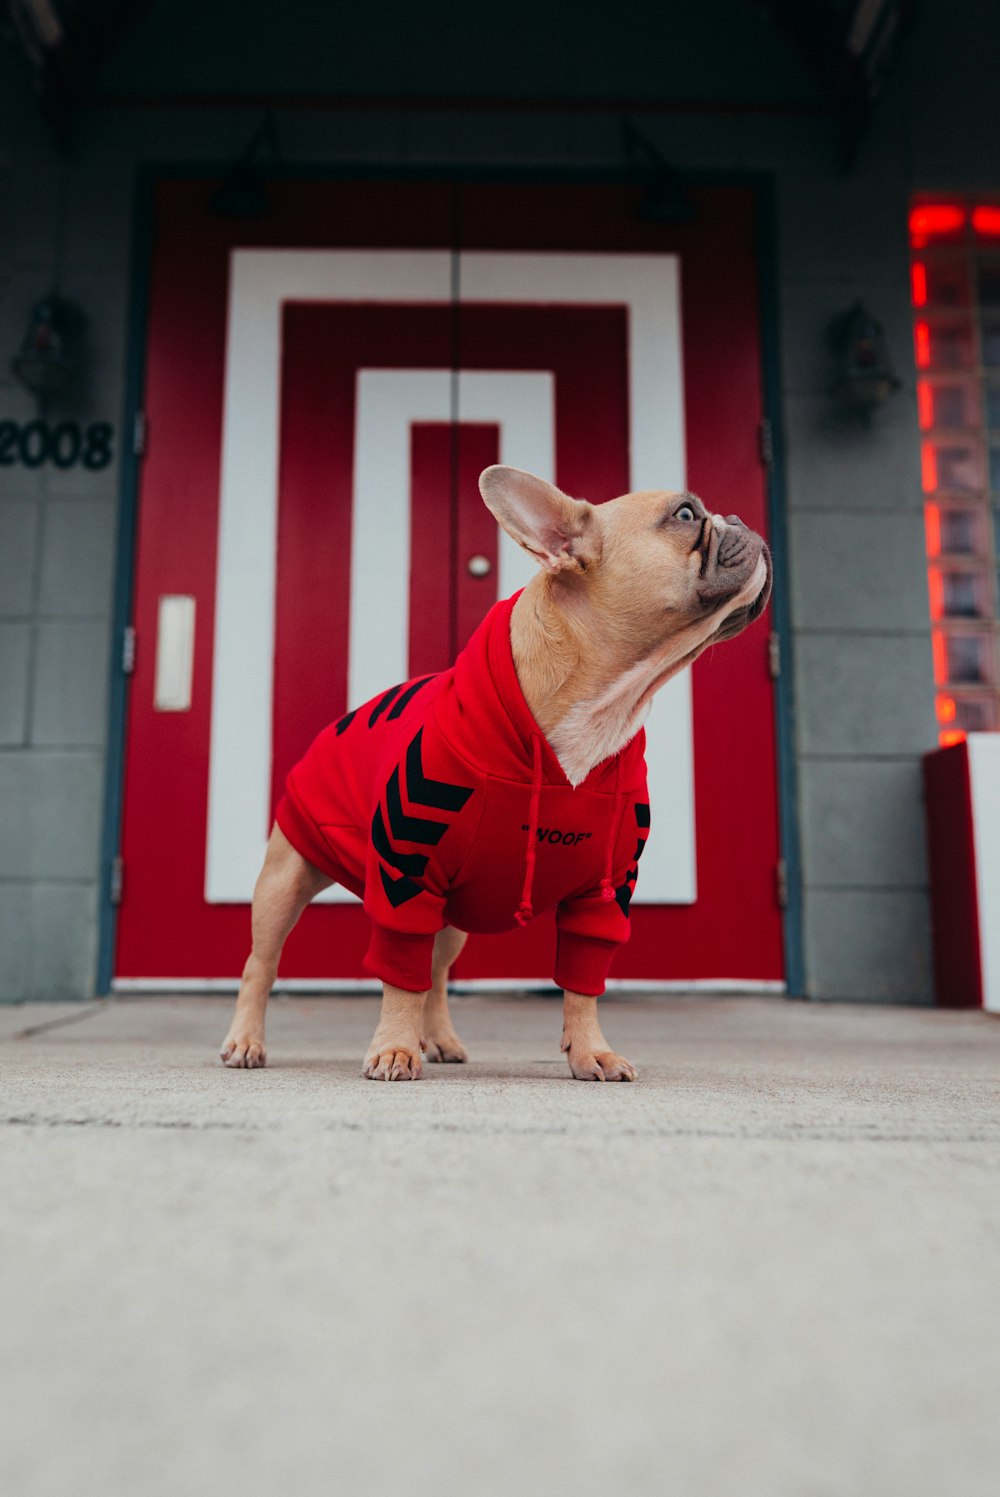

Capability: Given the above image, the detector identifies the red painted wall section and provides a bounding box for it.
[409,423,501,676]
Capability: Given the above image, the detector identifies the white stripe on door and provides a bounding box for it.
[205,250,693,906]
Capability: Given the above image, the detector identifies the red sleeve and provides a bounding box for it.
[554,794,650,996]
[553,901,628,997]
[362,729,476,992]
[364,921,441,993]
[361,806,448,992]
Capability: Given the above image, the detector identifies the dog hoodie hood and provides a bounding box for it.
[277,593,650,995]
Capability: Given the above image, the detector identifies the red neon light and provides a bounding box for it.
[914,322,931,368]
[911,262,928,306]
[928,568,944,620]
[917,381,934,430]
[921,441,938,492]
[940,728,966,748]
[936,693,957,725]
[925,502,941,556]
[932,629,948,683]
[971,205,1000,237]
[910,203,965,246]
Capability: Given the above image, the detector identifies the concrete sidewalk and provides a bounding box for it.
[2,993,999,1497]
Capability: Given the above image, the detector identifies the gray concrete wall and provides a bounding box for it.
[3,5,977,1002]
[1,55,129,1001]
[776,99,937,1002]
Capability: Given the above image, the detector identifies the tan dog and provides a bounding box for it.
[220,467,771,1081]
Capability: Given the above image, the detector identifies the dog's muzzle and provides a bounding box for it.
[712,541,773,641]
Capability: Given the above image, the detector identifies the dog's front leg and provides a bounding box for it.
[560,992,637,1082]
[221,826,332,1069]
[362,985,426,1081]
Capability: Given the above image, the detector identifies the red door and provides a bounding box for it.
[115,179,783,988]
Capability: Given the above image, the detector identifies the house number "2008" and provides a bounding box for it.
[0,420,114,471]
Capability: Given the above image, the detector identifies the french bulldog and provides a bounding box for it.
[221,466,771,1081]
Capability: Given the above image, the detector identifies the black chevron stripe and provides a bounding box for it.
[379,864,423,907]
[372,805,429,878]
[386,676,434,721]
[405,729,473,812]
[368,684,402,728]
[634,837,647,861]
[335,709,357,736]
[635,803,651,828]
[385,765,447,846]
[614,868,638,917]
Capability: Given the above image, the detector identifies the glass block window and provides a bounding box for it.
[911,198,1000,745]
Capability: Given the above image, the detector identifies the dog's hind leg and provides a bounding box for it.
[422,925,469,1063]
[220,824,332,1068]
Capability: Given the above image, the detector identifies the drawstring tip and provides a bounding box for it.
[515,902,533,927]
[599,878,615,902]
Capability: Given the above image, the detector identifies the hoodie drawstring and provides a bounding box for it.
[599,754,624,903]
[515,733,544,927]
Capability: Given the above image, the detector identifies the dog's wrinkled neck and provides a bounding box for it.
[510,573,657,784]
[510,558,767,787]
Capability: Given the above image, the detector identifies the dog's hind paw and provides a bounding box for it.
[423,1030,468,1064]
[220,1032,267,1069]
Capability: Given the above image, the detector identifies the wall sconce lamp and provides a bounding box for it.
[828,301,901,420]
[620,117,697,225]
[208,115,281,218]
[11,296,84,400]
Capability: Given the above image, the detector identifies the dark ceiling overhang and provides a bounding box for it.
[759,0,920,164]
[2,0,150,125]
[2,0,919,168]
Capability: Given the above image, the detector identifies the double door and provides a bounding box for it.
[114,179,783,986]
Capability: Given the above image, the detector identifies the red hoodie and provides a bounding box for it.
[276,593,650,995]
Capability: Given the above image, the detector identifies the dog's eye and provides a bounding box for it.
[675,504,696,522]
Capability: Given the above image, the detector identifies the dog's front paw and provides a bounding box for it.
[423,1027,468,1064]
[566,1048,637,1082]
[362,1042,423,1081]
[220,1027,267,1069]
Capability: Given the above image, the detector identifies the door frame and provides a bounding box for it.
[96,162,803,996]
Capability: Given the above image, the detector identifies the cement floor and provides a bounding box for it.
[1,993,999,1497]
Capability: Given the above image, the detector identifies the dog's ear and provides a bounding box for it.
[479,466,601,574]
